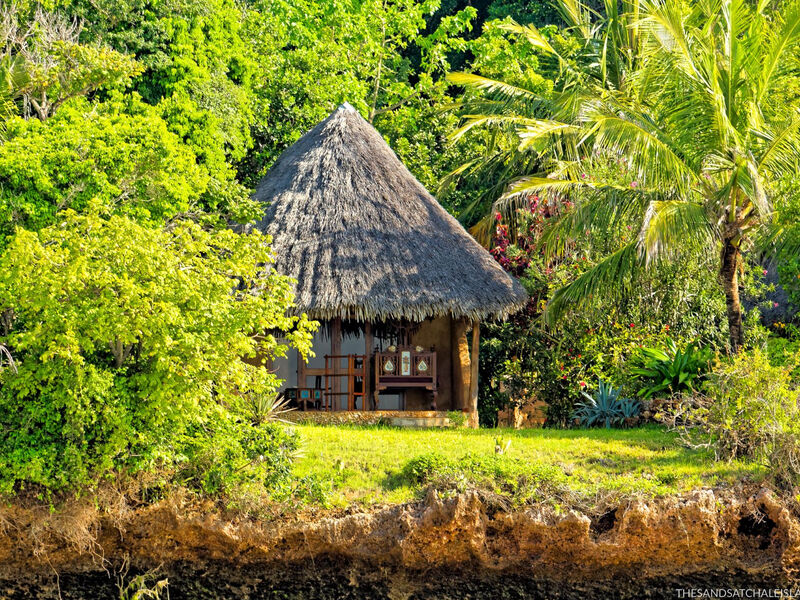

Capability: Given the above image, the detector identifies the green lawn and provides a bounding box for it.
[292,424,765,507]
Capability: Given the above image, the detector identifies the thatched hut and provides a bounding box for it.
[253,103,525,422]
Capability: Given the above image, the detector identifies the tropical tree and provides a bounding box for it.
[452,0,800,353]
[445,0,647,238]
[0,211,315,492]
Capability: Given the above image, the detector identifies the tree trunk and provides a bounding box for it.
[720,238,744,354]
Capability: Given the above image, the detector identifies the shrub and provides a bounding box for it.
[765,325,800,383]
[678,350,800,489]
[631,340,712,398]
[446,410,467,428]
[402,452,455,484]
[0,212,316,495]
[174,416,300,496]
[699,350,799,462]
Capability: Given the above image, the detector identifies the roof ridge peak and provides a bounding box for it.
[336,102,357,113]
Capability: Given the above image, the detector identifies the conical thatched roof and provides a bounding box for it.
[252,103,527,322]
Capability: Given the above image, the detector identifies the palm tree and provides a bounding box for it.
[445,0,647,242]
[453,0,800,353]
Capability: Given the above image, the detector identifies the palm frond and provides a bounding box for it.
[446,72,544,103]
[544,242,642,325]
[557,0,593,36]
[497,21,560,57]
[755,113,800,176]
[757,0,800,105]
[755,221,800,261]
[469,213,498,248]
[587,106,695,187]
[535,184,652,259]
[449,114,551,142]
[638,200,715,261]
[516,120,583,152]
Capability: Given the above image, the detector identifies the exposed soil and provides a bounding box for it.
[0,487,798,598]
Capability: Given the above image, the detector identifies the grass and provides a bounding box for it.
[292,424,766,508]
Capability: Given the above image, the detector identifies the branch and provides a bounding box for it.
[371,89,421,119]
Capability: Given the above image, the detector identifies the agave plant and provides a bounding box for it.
[617,396,643,421]
[631,341,712,399]
[240,392,295,426]
[572,379,638,428]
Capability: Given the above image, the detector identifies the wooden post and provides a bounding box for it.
[468,320,480,428]
[297,348,306,390]
[364,321,373,410]
[451,318,470,411]
[331,317,342,411]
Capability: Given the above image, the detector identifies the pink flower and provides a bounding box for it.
[630,181,638,188]
[495,212,502,221]
[774,302,779,308]
[581,173,587,179]
[763,269,768,276]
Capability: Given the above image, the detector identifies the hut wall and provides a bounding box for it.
[406,316,456,410]
[258,317,467,411]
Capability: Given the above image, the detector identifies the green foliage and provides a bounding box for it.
[23,41,142,120]
[0,344,13,373]
[0,55,29,126]
[683,348,800,489]
[0,212,315,494]
[686,351,800,489]
[631,341,712,399]
[240,0,477,189]
[772,175,800,310]
[480,204,737,427]
[0,96,208,246]
[241,393,296,427]
[174,418,301,496]
[69,0,254,169]
[1,7,142,120]
[452,0,800,352]
[446,410,467,428]
[117,567,169,600]
[765,326,800,382]
[572,380,641,428]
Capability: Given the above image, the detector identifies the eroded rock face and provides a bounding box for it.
[0,488,797,586]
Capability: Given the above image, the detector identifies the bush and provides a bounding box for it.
[765,324,800,382]
[677,350,800,489]
[0,212,316,496]
[480,196,766,428]
[631,340,712,399]
[446,410,468,428]
[700,351,799,461]
[174,416,300,496]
